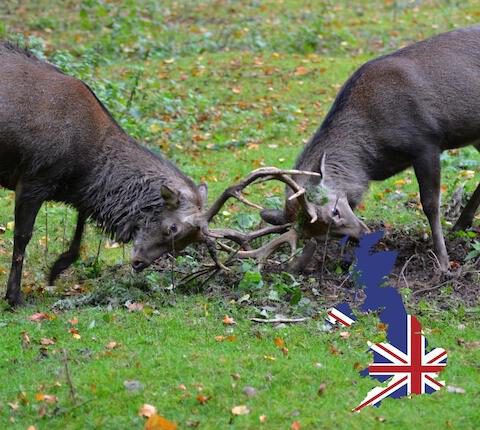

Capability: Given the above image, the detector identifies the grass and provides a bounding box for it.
[0,0,479,428]
[1,301,479,429]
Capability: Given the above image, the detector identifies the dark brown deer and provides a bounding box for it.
[260,26,480,271]
[0,41,319,306]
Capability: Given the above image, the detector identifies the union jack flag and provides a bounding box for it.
[355,315,447,411]
[326,308,447,411]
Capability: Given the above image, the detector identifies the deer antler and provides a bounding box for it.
[217,229,299,265]
[201,167,320,267]
[204,167,320,223]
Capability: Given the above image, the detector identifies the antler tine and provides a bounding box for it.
[204,167,320,222]
[229,229,299,265]
[207,223,292,246]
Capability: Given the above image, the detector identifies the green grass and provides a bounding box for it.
[1,301,479,429]
[1,0,480,428]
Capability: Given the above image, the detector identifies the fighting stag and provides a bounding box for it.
[261,26,480,271]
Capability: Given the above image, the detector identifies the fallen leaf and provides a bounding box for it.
[21,331,31,347]
[294,66,310,76]
[69,327,81,339]
[28,313,51,322]
[68,317,78,325]
[317,383,327,396]
[223,315,236,325]
[145,413,177,430]
[34,393,57,404]
[231,87,241,94]
[291,421,301,430]
[231,405,250,416]
[196,394,211,405]
[274,337,285,348]
[27,426,37,430]
[177,384,187,391]
[40,338,55,346]
[447,385,466,394]
[7,401,19,411]
[259,415,267,423]
[339,331,350,339]
[106,341,119,350]
[126,302,144,312]
[139,404,157,418]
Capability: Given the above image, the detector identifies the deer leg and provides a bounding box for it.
[452,182,480,231]
[413,151,449,271]
[453,144,480,231]
[289,238,317,273]
[48,212,86,285]
[5,186,44,307]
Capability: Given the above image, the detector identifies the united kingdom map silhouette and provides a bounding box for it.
[326,231,448,411]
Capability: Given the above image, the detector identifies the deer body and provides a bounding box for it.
[264,26,480,270]
[0,42,208,306]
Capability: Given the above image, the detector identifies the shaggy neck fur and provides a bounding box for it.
[79,136,199,240]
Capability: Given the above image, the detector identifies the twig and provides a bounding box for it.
[411,280,450,297]
[249,317,308,324]
[62,349,77,405]
[94,238,102,268]
[398,253,417,290]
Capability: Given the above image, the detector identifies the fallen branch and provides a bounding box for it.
[249,317,308,324]
[62,348,77,405]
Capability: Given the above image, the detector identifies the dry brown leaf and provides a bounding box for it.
[106,341,119,350]
[21,331,31,347]
[222,315,236,325]
[68,317,78,325]
[291,421,301,430]
[144,413,177,430]
[34,393,57,404]
[294,66,309,76]
[231,405,250,416]
[274,337,285,348]
[28,313,52,322]
[259,415,267,423]
[127,302,145,312]
[40,338,55,346]
[139,403,157,418]
[196,395,211,405]
[317,383,327,396]
[7,401,19,411]
[69,327,81,339]
[27,426,37,430]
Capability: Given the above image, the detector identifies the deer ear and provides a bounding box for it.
[198,183,208,206]
[161,184,180,209]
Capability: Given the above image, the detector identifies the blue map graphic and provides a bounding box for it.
[329,231,447,406]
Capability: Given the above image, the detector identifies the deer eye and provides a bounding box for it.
[332,208,340,218]
[169,224,178,234]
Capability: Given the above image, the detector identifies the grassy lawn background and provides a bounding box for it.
[0,1,479,428]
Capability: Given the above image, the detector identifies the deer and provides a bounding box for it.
[0,41,320,307]
[258,26,480,271]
